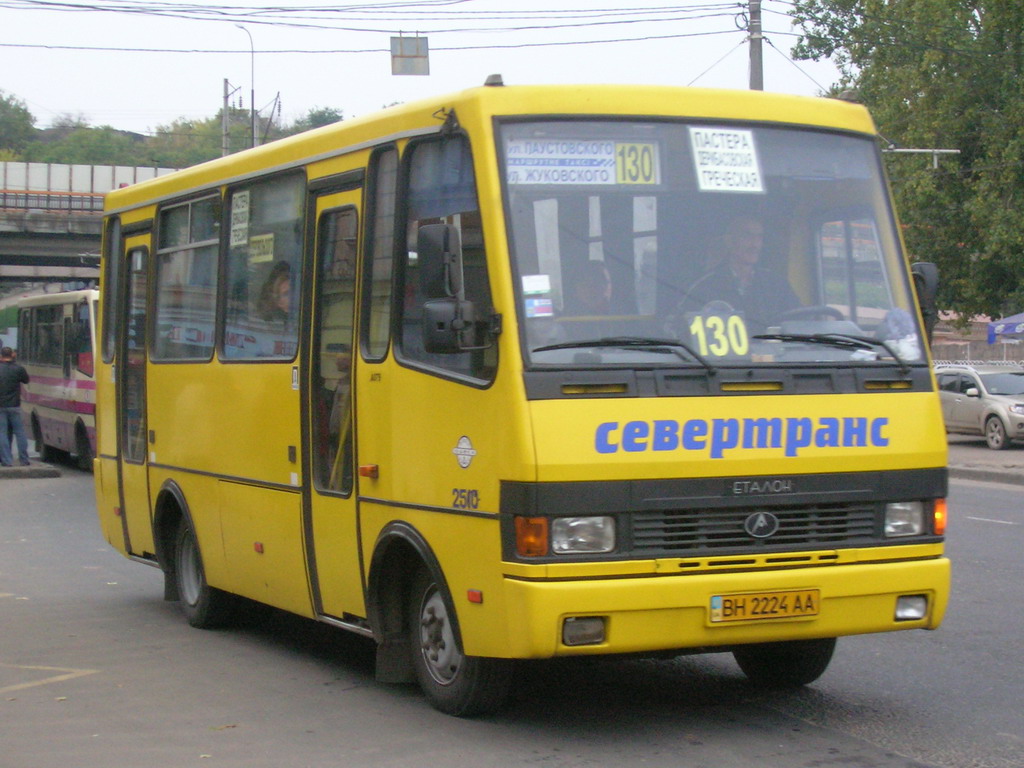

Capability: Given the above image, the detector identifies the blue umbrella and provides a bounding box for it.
[987,312,1024,344]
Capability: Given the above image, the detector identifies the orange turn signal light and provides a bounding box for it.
[933,498,947,535]
[515,516,549,557]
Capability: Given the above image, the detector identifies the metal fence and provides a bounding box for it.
[0,161,177,212]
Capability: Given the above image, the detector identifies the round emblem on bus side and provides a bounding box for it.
[744,511,780,538]
[452,436,477,469]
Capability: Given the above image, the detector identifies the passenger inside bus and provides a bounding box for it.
[679,214,799,332]
[565,260,613,316]
[257,261,292,323]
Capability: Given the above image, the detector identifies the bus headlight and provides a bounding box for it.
[551,516,615,554]
[884,501,925,537]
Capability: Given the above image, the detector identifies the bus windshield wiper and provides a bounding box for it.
[753,332,910,374]
[532,336,716,374]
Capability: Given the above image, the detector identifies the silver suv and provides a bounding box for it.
[935,363,1024,450]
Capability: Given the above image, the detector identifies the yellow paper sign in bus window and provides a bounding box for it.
[615,142,660,185]
[248,233,276,263]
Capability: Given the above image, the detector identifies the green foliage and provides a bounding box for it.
[0,90,36,154]
[288,106,344,135]
[0,100,345,170]
[791,0,1024,319]
[25,124,146,165]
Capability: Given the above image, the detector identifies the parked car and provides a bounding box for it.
[934,363,1024,449]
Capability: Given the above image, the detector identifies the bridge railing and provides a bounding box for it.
[1,162,177,213]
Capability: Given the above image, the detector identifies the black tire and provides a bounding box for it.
[985,416,1011,451]
[173,519,234,629]
[408,568,513,717]
[75,423,93,472]
[32,416,58,463]
[733,637,836,689]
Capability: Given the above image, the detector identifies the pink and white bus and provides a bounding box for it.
[17,289,98,470]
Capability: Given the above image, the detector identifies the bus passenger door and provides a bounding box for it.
[116,241,155,557]
[305,189,365,620]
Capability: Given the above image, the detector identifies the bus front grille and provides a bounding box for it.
[632,502,878,555]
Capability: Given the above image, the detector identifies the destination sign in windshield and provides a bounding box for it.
[506,139,660,186]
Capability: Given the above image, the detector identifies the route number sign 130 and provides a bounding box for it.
[616,143,659,185]
[688,313,750,358]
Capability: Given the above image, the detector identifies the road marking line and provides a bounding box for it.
[965,516,1017,525]
[0,663,99,694]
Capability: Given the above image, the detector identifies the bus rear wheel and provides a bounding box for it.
[31,415,58,463]
[407,568,512,717]
[173,519,234,629]
[75,423,93,472]
[733,637,836,689]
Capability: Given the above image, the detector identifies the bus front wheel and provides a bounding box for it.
[733,637,836,688]
[173,519,234,629]
[407,568,512,717]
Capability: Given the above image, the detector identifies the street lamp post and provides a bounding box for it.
[236,24,256,148]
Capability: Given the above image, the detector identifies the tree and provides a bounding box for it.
[289,106,344,135]
[25,124,146,165]
[791,0,1024,320]
[146,113,239,168]
[0,91,36,155]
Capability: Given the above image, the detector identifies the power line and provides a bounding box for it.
[0,28,739,55]
[0,1,739,35]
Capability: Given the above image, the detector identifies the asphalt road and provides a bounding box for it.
[1,468,1021,768]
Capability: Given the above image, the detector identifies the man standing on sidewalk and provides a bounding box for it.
[0,346,30,467]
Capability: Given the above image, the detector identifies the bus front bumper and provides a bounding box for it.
[493,556,950,659]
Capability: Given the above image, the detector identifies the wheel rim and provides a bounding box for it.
[417,584,462,686]
[987,419,1005,448]
[177,531,203,607]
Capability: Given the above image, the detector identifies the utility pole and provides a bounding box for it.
[221,79,241,157]
[236,25,256,148]
[222,79,230,157]
[749,0,764,91]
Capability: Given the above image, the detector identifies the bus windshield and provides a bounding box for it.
[500,119,924,370]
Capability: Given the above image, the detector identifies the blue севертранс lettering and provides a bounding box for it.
[594,417,889,459]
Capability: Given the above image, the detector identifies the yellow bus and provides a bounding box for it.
[94,80,950,716]
[18,288,99,470]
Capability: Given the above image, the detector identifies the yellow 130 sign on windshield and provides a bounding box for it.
[615,143,660,184]
[688,313,750,358]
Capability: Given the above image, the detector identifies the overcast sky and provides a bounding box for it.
[1,0,843,136]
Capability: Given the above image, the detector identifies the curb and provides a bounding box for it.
[0,464,62,479]
[948,466,1024,486]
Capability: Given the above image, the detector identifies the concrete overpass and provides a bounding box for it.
[0,162,176,283]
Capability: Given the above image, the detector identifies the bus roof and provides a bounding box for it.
[104,82,877,215]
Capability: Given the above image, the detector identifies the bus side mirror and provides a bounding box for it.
[417,223,481,354]
[418,223,463,300]
[423,297,478,354]
[911,261,939,343]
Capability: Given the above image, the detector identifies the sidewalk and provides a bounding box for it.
[0,449,61,479]
[946,434,1024,486]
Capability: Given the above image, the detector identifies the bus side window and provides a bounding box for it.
[362,146,398,361]
[223,175,305,361]
[313,208,358,494]
[397,135,497,382]
[153,196,220,361]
